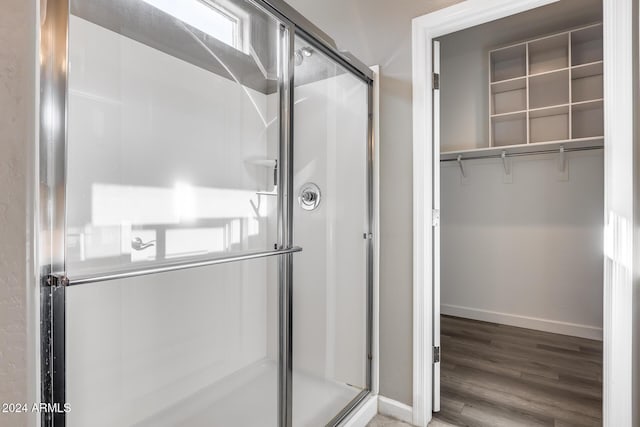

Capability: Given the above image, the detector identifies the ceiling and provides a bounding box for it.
[284,0,463,72]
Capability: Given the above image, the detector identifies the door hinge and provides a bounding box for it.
[433,73,440,90]
[432,209,440,227]
[433,346,441,363]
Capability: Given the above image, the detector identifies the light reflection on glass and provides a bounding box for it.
[91,183,267,225]
[67,182,271,268]
[140,0,239,50]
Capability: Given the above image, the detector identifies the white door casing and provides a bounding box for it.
[432,39,441,414]
[412,1,636,425]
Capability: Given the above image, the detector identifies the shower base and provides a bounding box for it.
[135,359,363,427]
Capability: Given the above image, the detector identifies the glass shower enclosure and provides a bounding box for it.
[39,0,374,426]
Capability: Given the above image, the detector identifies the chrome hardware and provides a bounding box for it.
[131,237,156,251]
[62,247,303,287]
[46,274,70,288]
[432,209,440,227]
[298,183,321,211]
[457,155,466,178]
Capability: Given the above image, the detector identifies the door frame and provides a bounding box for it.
[411,0,636,426]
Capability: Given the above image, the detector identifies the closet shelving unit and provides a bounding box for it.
[441,23,603,161]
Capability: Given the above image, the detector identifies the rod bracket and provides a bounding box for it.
[501,151,513,183]
[501,151,510,175]
[557,145,569,181]
[558,146,566,172]
[456,155,466,178]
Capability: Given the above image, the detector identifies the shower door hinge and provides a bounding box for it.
[433,346,441,364]
[46,274,69,288]
[363,233,373,240]
[433,73,440,90]
[432,209,440,227]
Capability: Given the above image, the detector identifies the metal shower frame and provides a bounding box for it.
[38,0,375,426]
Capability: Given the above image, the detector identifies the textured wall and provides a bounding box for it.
[441,152,604,339]
[0,0,38,426]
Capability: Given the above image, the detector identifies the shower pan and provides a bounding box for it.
[39,0,374,426]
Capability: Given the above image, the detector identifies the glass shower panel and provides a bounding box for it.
[292,35,370,426]
[66,257,280,427]
[66,0,282,277]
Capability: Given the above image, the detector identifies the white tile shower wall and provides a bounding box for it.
[440,151,604,338]
[65,16,276,427]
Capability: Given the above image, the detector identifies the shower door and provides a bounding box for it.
[40,0,374,426]
[41,0,292,426]
[291,34,372,426]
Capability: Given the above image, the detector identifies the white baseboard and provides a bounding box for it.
[378,396,413,424]
[441,304,603,341]
[341,394,378,427]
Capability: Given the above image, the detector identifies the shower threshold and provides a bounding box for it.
[133,359,363,427]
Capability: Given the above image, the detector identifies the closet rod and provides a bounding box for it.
[440,145,603,162]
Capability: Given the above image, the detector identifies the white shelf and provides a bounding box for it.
[440,137,604,161]
[484,23,603,150]
[528,33,569,75]
[571,62,603,103]
[491,112,527,147]
[571,24,603,66]
[572,99,604,139]
[491,110,527,119]
[530,105,569,143]
[490,44,526,82]
[528,66,570,79]
[529,69,570,109]
[491,78,527,115]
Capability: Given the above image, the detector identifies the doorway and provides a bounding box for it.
[434,2,604,423]
[411,0,636,426]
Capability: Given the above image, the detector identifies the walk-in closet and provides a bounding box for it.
[434,0,604,425]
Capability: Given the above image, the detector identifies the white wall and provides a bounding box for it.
[64,16,278,426]
[441,152,604,339]
[0,1,38,427]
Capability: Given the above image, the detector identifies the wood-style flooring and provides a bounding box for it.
[434,315,603,427]
[368,414,457,426]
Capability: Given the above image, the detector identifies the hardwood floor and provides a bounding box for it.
[434,315,602,427]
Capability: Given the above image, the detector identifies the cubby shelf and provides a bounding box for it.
[483,23,603,152]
